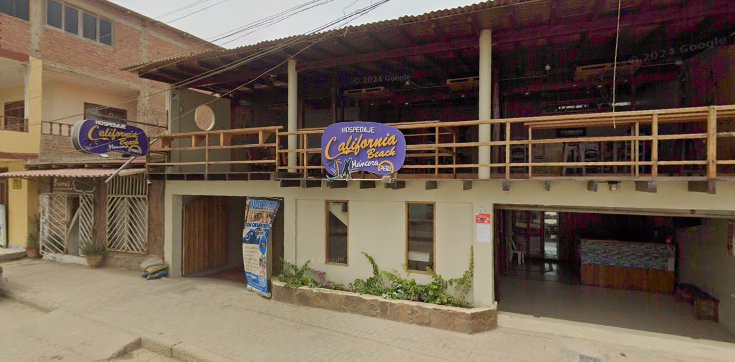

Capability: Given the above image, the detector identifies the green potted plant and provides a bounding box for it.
[80,242,107,268]
[26,216,40,259]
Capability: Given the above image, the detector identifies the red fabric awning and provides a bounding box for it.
[0,168,145,178]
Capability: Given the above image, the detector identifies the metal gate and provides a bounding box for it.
[40,193,94,256]
[106,174,148,253]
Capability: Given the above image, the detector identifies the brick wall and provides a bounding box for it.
[0,13,31,55]
[1,0,219,162]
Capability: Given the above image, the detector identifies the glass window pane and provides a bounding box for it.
[84,103,127,124]
[16,0,28,20]
[407,203,434,271]
[64,5,78,35]
[326,201,348,264]
[46,0,62,28]
[0,0,12,17]
[82,12,96,40]
[1,0,29,20]
[99,19,112,45]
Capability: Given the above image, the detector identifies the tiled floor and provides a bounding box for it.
[498,275,735,343]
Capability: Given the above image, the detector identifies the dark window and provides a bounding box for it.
[82,12,96,40]
[406,203,435,272]
[99,18,112,45]
[84,103,127,124]
[46,0,62,28]
[0,0,29,21]
[3,101,27,132]
[64,5,78,34]
[326,201,348,265]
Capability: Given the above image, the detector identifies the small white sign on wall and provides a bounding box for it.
[475,213,491,243]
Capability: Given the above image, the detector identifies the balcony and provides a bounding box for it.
[148,105,735,185]
[0,115,28,133]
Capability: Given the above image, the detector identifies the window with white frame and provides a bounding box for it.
[47,0,113,46]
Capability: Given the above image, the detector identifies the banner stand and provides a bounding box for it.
[242,197,281,298]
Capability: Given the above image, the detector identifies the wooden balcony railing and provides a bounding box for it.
[149,105,735,182]
[0,116,28,132]
[147,126,281,174]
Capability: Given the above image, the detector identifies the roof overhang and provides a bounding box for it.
[125,0,735,93]
[0,168,145,179]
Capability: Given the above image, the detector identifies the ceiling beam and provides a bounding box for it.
[494,0,734,45]
[501,70,679,96]
[298,36,477,73]
[432,23,471,74]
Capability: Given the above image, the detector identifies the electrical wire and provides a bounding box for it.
[611,0,623,127]
[164,0,233,24]
[154,0,217,20]
[2,0,340,117]
[20,0,390,131]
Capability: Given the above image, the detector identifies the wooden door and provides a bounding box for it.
[183,196,228,275]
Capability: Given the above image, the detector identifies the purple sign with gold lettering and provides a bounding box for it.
[71,119,148,157]
[321,121,406,179]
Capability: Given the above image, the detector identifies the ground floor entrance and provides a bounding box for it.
[494,205,735,342]
[180,196,284,284]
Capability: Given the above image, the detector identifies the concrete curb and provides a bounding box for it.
[498,312,735,362]
[0,287,57,313]
[1,288,234,362]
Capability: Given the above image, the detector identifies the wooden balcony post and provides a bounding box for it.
[205,133,210,176]
[434,126,439,177]
[302,133,308,179]
[633,122,640,177]
[505,120,511,179]
[707,106,717,179]
[452,132,457,178]
[528,127,533,178]
[651,114,658,177]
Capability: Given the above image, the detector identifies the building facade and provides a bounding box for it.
[0,0,216,268]
[136,0,735,339]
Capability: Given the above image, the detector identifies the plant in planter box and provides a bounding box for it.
[25,216,40,258]
[80,242,107,268]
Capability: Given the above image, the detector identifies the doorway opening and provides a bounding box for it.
[181,196,284,284]
[494,205,735,342]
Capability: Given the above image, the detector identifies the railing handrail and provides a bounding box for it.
[158,125,283,139]
[151,105,735,182]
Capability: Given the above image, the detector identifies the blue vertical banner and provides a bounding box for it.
[242,198,281,298]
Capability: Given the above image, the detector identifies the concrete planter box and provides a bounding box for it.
[271,280,496,334]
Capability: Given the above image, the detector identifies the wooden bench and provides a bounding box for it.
[676,283,719,321]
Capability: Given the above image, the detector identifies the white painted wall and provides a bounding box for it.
[677,219,735,334]
[164,179,735,307]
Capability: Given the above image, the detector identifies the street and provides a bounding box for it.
[1,259,733,361]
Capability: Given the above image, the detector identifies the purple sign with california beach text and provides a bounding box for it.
[71,119,148,157]
[321,121,406,179]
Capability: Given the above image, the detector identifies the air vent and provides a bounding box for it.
[344,87,392,99]
[446,76,479,90]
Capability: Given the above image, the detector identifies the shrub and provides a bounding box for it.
[80,242,107,256]
[351,247,474,307]
[278,260,319,288]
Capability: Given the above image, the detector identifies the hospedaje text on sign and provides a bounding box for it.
[71,119,149,157]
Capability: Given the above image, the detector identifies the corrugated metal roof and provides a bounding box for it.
[0,168,146,178]
[123,0,523,72]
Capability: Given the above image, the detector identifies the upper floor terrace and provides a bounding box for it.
[130,0,735,192]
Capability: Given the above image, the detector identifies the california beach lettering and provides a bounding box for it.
[321,121,406,179]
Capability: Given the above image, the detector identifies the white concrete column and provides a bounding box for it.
[288,59,298,170]
[478,29,492,179]
[165,193,183,277]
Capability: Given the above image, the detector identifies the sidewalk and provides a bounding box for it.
[2,259,734,361]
